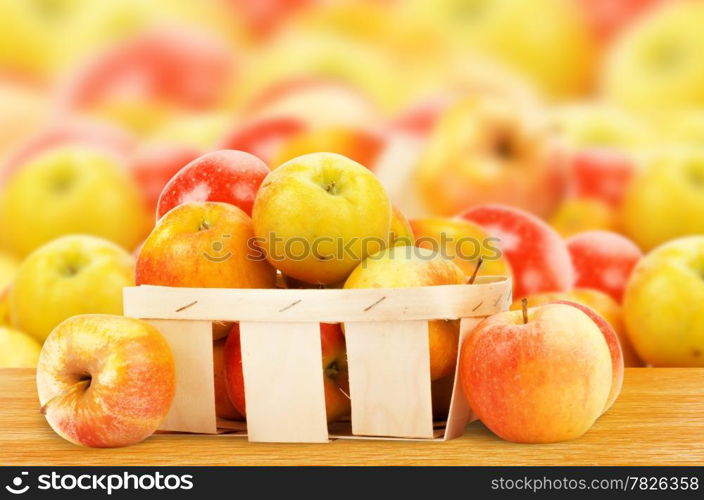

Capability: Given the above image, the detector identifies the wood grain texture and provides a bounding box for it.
[1,368,702,466]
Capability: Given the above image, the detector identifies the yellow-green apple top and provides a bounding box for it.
[253,152,391,285]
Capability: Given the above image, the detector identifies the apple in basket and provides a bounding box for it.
[224,323,351,423]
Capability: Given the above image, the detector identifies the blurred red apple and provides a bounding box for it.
[460,204,574,298]
[130,143,201,213]
[58,27,235,113]
[156,150,269,220]
[224,322,350,422]
[567,230,643,302]
[569,149,637,207]
[219,116,306,164]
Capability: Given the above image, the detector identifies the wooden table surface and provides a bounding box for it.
[1,367,702,466]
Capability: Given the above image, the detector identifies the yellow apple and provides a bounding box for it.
[0,252,18,291]
[253,152,391,285]
[9,235,135,342]
[621,149,704,251]
[390,206,414,247]
[410,217,511,279]
[344,245,466,381]
[623,236,704,367]
[603,1,704,111]
[403,0,598,98]
[0,326,41,368]
[0,146,151,257]
[550,198,618,237]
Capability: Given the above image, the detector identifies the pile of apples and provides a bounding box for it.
[0,0,703,447]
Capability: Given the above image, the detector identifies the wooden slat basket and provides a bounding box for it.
[123,275,511,443]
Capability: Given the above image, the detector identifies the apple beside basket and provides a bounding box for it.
[122,275,511,443]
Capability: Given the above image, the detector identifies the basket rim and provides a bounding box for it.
[123,275,512,322]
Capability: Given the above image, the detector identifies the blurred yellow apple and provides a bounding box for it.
[603,1,704,111]
[621,149,704,251]
[404,0,598,98]
[10,235,135,342]
[550,198,618,237]
[0,326,41,368]
[0,146,151,257]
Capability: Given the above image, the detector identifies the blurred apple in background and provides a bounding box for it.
[550,103,653,153]
[148,110,232,151]
[410,217,511,279]
[0,147,151,257]
[513,288,642,367]
[460,204,574,298]
[253,152,391,285]
[0,79,47,166]
[549,197,618,237]
[137,202,276,288]
[2,118,136,181]
[37,314,175,448]
[220,116,306,165]
[0,252,18,291]
[0,325,41,368]
[621,149,704,251]
[403,0,598,99]
[57,27,237,135]
[345,246,466,381]
[460,303,612,443]
[416,96,565,217]
[129,142,201,213]
[567,149,638,207]
[269,126,386,170]
[567,230,643,302]
[9,235,135,342]
[624,236,704,367]
[156,150,269,220]
[603,0,704,111]
[225,322,350,423]
[576,0,668,43]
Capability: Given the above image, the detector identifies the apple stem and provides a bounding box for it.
[521,297,528,324]
[467,258,484,284]
[40,379,91,416]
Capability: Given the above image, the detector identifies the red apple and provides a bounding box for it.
[552,300,624,412]
[460,303,612,443]
[58,27,235,112]
[219,116,306,164]
[156,150,269,220]
[225,0,314,38]
[569,149,637,207]
[213,338,243,421]
[224,322,350,423]
[576,0,668,42]
[567,230,643,302]
[36,314,176,448]
[459,204,575,298]
[130,142,201,213]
